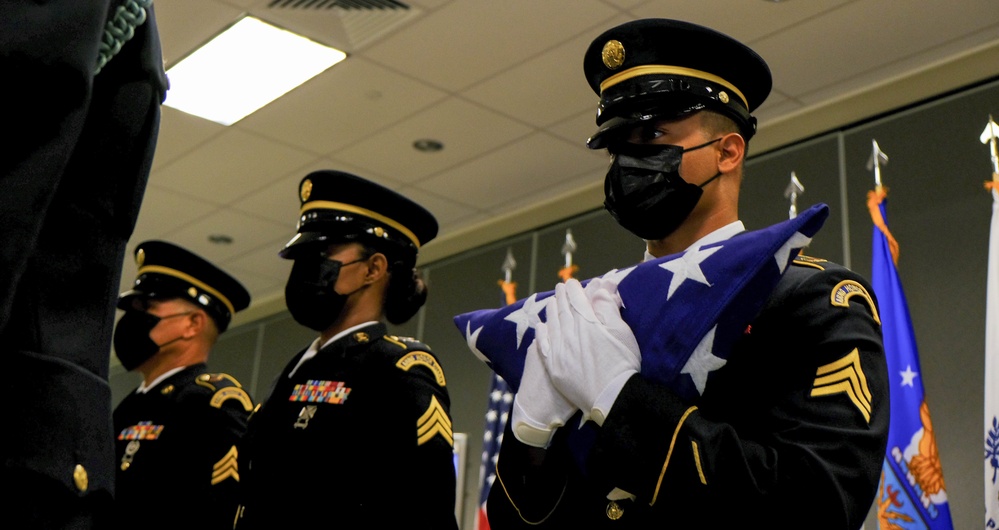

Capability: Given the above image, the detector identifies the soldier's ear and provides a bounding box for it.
[364,252,389,284]
[186,309,208,338]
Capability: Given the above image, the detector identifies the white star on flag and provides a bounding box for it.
[900,364,918,387]
[504,293,546,348]
[773,232,812,273]
[660,245,722,299]
[465,321,487,363]
[680,325,728,394]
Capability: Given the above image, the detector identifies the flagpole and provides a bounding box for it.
[866,140,954,529]
[981,115,999,528]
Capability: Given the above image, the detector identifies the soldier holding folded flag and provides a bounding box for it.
[484,18,889,529]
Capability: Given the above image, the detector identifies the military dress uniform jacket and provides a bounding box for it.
[1,1,167,527]
[113,364,253,530]
[236,322,458,530]
[488,256,889,529]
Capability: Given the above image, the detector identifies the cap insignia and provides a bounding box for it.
[719,91,730,104]
[136,248,145,266]
[602,40,625,70]
[73,464,89,492]
[300,179,313,202]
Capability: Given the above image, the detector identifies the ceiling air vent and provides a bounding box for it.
[267,0,417,49]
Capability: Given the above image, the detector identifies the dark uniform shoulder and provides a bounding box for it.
[176,371,254,413]
[374,333,448,388]
[776,253,880,324]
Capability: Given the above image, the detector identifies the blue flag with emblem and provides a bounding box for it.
[868,187,954,529]
[454,203,828,403]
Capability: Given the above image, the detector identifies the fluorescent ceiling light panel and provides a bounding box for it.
[164,16,347,126]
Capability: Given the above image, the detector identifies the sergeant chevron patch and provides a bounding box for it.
[416,395,453,446]
[211,445,239,485]
[810,348,873,423]
[830,280,881,325]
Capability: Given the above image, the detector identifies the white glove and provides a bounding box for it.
[536,279,641,426]
[510,336,577,448]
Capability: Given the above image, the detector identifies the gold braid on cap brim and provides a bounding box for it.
[600,65,748,109]
[301,201,421,249]
[136,265,235,316]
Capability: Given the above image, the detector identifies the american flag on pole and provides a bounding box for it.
[865,140,954,530]
[474,250,518,530]
[981,116,999,528]
[454,203,828,406]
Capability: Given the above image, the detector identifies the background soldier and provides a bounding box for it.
[112,241,253,530]
[236,170,458,529]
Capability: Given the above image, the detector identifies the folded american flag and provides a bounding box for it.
[454,203,828,402]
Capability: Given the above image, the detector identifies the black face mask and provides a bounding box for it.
[113,310,190,371]
[285,256,366,332]
[604,138,723,241]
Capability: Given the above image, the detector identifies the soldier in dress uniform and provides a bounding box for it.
[0,2,167,528]
[487,19,890,529]
[112,241,253,530]
[235,170,459,530]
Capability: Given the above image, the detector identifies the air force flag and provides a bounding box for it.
[455,203,829,401]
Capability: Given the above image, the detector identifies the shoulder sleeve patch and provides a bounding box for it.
[210,386,253,411]
[395,351,447,387]
[830,279,881,325]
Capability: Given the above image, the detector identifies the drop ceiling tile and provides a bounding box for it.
[547,109,600,147]
[414,133,606,209]
[362,0,619,91]
[157,208,291,263]
[151,107,225,171]
[332,98,534,183]
[797,28,999,106]
[129,185,219,240]
[220,267,284,305]
[755,0,999,98]
[231,158,404,224]
[153,0,245,65]
[224,236,295,284]
[628,0,855,43]
[237,57,448,155]
[150,128,316,206]
[461,31,598,128]
[394,186,479,229]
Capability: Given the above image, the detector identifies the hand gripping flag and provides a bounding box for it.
[868,187,954,529]
[454,203,828,404]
